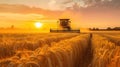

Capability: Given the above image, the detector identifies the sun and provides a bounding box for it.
[35,22,43,28]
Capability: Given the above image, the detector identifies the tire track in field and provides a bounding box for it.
[80,33,93,67]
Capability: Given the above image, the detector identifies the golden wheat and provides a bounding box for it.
[0,33,120,67]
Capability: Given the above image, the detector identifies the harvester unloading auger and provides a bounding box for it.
[50,19,80,33]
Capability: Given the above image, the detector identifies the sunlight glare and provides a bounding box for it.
[35,22,43,28]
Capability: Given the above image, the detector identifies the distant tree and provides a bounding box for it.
[11,25,14,29]
[89,28,92,30]
[92,28,99,30]
[107,27,112,30]
[95,28,99,30]
[93,27,96,30]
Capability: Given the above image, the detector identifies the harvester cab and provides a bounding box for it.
[59,19,71,30]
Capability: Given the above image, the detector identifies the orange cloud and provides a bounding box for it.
[0,4,120,29]
[0,4,63,18]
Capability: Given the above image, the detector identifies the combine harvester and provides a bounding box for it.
[50,19,80,33]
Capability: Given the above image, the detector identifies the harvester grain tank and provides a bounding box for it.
[50,19,80,33]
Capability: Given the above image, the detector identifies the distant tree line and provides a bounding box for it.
[89,27,120,31]
[0,25,15,29]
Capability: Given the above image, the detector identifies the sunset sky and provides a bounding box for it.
[0,0,120,29]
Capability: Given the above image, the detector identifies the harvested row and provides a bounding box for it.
[0,33,78,59]
[91,34,120,67]
[0,34,90,67]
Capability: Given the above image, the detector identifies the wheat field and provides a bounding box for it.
[0,33,120,67]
